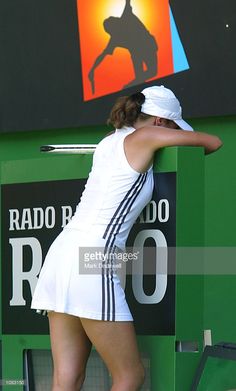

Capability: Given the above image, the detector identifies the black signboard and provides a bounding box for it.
[1,179,86,334]
[0,0,235,132]
[1,173,175,335]
[126,172,176,335]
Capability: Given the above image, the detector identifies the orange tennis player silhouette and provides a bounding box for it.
[88,0,158,93]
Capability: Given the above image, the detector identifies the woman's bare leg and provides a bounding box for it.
[80,318,145,391]
[48,312,92,391]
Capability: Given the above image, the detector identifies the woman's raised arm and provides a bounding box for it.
[133,126,223,155]
[124,126,223,173]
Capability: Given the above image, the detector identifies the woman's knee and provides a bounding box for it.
[113,362,145,391]
[53,367,86,391]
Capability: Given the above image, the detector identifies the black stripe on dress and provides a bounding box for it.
[103,174,143,240]
[101,173,147,321]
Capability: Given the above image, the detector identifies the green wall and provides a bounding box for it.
[190,115,236,345]
[0,114,235,381]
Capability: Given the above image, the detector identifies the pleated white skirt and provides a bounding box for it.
[31,227,133,321]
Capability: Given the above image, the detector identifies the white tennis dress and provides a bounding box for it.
[31,126,154,321]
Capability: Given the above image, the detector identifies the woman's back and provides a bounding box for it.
[65,127,154,250]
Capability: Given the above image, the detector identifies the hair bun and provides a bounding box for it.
[130,92,145,107]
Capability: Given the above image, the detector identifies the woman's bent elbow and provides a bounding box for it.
[205,136,223,155]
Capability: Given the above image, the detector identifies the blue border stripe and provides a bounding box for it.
[169,6,190,73]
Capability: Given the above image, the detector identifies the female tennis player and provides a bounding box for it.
[31,85,222,391]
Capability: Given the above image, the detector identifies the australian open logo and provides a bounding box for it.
[77,0,190,100]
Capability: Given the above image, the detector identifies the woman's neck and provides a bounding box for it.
[133,117,155,129]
